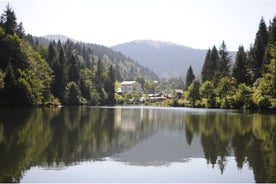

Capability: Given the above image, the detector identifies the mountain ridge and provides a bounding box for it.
[43,34,78,42]
[117,40,204,50]
[112,40,208,77]
[112,40,236,78]
[33,35,159,80]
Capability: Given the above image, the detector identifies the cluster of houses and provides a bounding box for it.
[116,81,184,102]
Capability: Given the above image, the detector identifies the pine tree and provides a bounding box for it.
[51,47,68,101]
[68,54,80,83]
[16,22,25,38]
[232,46,247,84]
[0,26,27,70]
[268,17,276,44]
[217,41,231,78]
[254,45,276,97]
[248,18,269,82]
[0,4,17,35]
[185,65,195,89]
[59,47,68,89]
[47,41,58,67]
[258,17,269,46]
[264,17,276,65]
[201,46,219,82]
[201,49,211,82]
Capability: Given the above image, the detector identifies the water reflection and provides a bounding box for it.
[0,106,275,182]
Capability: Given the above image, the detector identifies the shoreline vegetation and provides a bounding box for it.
[0,5,276,110]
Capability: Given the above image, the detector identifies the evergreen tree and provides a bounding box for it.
[0,4,17,35]
[51,47,68,101]
[268,17,276,44]
[246,47,256,85]
[1,40,53,106]
[80,68,95,103]
[201,49,211,82]
[253,45,276,107]
[201,46,219,82]
[210,46,219,70]
[264,17,276,65]
[232,46,247,84]
[0,28,28,70]
[185,65,195,89]
[257,17,269,46]
[248,18,269,82]
[217,41,231,78]
[68,54,80,83]
[47,41,58,67]
[16,22,25,38]
[104,65,116,105]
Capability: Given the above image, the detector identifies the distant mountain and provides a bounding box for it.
[43,34,77,43]
[112,40,235,78]
[112,40,206,77]
[32,35,159,80]
[83,42,159,80]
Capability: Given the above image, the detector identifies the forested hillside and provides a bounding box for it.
[182,17,276,109]
[33,35,159,81]
[0,4,275,109]
[0,5,157,106]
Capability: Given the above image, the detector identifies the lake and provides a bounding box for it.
[0,106,275,183]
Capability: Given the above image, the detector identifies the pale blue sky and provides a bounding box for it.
[0,0,275,51]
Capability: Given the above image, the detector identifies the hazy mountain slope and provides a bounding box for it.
[43,34,77,42]
[33,35,159,80]
[112,40,207,77]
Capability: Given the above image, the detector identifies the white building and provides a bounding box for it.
[120,81,142,94]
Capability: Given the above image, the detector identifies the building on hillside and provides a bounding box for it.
[120,81,142,94]
[174,89,184,99]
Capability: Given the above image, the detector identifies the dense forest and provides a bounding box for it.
[178,16,276,110]
[0,5,276,109]
[0,5,158,106]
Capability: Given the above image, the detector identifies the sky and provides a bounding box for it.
[0,0,275,51]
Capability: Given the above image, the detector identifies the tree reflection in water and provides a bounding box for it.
[0,106,275,182]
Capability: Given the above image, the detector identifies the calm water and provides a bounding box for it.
[0,106,275,183]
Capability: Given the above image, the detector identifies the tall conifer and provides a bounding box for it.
[232,46,247,84]
[0,4,17,35]
[248,18,269,82]
[217,41,231,78]
[185,65,195,89]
